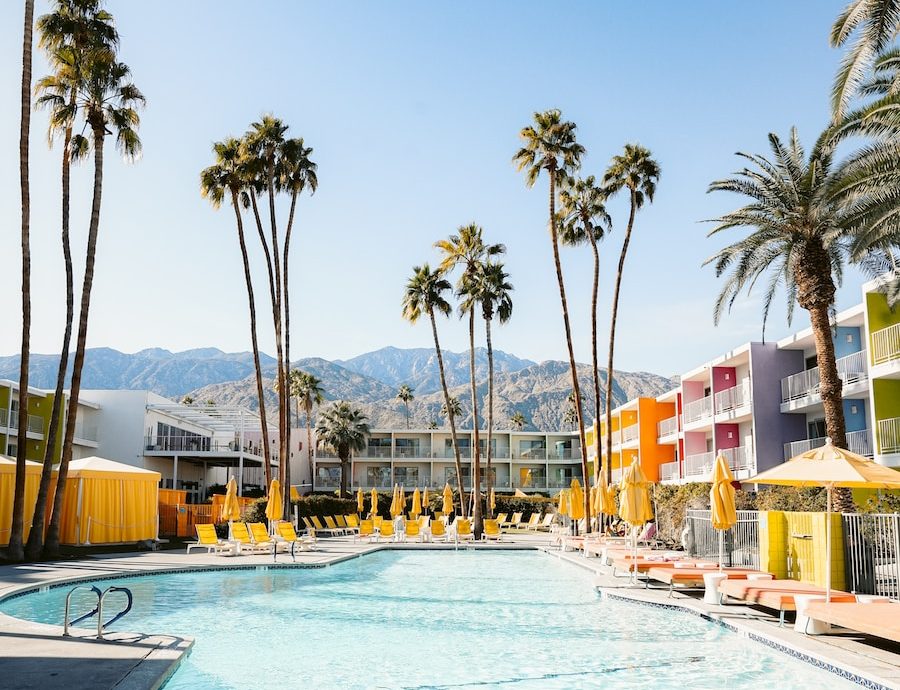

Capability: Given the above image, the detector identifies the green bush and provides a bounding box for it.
[294,494,358,519]
[242,498,269,524]
[751,485,827,512]
[857,490,900,514]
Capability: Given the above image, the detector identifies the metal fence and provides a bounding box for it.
[843,513,900,599]
[684,509,760,569]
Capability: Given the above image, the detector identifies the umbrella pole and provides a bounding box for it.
[826,484,833,604]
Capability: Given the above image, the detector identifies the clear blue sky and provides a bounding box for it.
[0,0,862,376]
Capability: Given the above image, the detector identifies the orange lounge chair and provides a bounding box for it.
[804,601,900,642]
[646,565,772,596]
[718,578,857,626]
[609,555,700,576]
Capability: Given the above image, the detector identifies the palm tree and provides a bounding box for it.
[602,144,660,489]
[402,264,467,517]
[704,127,886,512]
[9,0,36,563]
[44,54,144,558]
[830,0,900,119]
[26,0,117,561]
[441,396,462,421]
[436,224,504,534]
[559,175,612,485]
[510,411,527,431]
[465,261,513,517]
[513,109,591,526]
[563,401,579,430]
[200,136,273,487]
[316,401,368,497]
[396,384,414,429]
[292,369,324,491]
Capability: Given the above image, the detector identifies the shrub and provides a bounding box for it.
[294,494,358,518]
[751,486,827,512]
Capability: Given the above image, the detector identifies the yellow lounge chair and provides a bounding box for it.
[301,516,316,534]
[495,512,509,527]
[533,513,555,531]
[429,519,448,542]
[345,514,360,529]
[455,518,474,543]
[275,522,316,558]
[373,516,384,530]
[230,522,271,555]
[311,516,341,536]
[417,515,429,528]
[355,519,374,542]
[335,514,349,528]
[504,512,523,530]
[186,524,236,555]
[248,522,278,552]
[376,521,395,542]
[522,514,540,530]
[323,516,346,535]
[404,521,422,542]
[482,519,502,541]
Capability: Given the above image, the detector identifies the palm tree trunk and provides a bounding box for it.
[45,121,105,558]
[547,169,590,531]
[606,192,636,489]
[469,310,483,536]
[9,0,35,563]
[429,307,466,517]
[230,188,270,499]
[25,116,75,560]
[485,315,494,519]
[282,189,298,516]
[589,236,601,487]
[405,402,410,429]
[340,454,349,497]
[306,402,314,492]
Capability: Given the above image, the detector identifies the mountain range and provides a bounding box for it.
[0,346,675,431]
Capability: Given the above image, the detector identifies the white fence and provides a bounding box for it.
[657,416,678,439]
[872,323,900,366]
[721,446,751,472]
[683,452,715,479]
[685,509,759,569]
[621,424,639,443]
[784,430,873,460]
[659,461,680,483]
[683,396,712,424]
[879,418,900,455]
[780,349,868,403]
[843,513,900,599]
[714,382,750,414]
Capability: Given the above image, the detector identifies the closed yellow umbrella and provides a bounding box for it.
[222,476,241,522]
[265,479,283,522]
[600,472,617,517]
[569,478,585,522]
[423,486,429,513]
[370,488,378,517]
[390,484,400,518]
[710,453,737,571]
[557,489,569,517]
[442,482,453,514]
[618,460,653,581]
[399,485,407,517]
[357,487,365,514]
[489,487,496,512]
[411,488,422,517]
[748,438,900,601]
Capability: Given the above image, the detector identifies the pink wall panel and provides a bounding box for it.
[712,367,736,393]
[714,423,739,451]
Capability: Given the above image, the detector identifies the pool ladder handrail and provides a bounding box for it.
[63,584,133,638]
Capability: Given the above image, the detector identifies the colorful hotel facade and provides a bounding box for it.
[586,279,900,485]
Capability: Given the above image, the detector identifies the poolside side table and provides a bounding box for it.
[703,572,727,605]
[794,594,831,635]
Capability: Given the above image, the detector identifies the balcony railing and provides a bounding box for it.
[878,417,900,455]
[548,448,581,461]
[873,323,900,366]
[657,416,678,439]
[512,447,547,460]
[683,396,712,425]
[358,445,393,459]
[714,382,751,414]
[621,423,639,443]
[145,435,276,460]
[784,430,873,460]
[0,409,44,434]
[73,423,98,442]
[612,430,622,445]
[720,446,751,472]
[780,349,868,403]
[683,451,715,479]
[660,461,680,482]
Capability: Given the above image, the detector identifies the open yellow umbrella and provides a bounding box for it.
[748,438,900,601]
[410,488,422,517]
[265,479,283,522]
[370,488,378,517]
[222,476,241,522]
[710,453,737,571]
[618,460,653,581]
[442,482,453,514]
[357,487,365,514]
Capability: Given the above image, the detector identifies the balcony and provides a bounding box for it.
[357,444,393,459]
[784,430,872,460]
[394,443,433,459]
[612,429,622,445]
[657,415,678,440]
[780,350,868,404]
[878,418,900,455]
[512,447,547,461]
[548,448,581,461]
[714,382,751,414]
[872,323,900,366]
[621,423,639,444]
[720,445,751,472]
[683,451,715,480]
[0,409,44,435]
[73,423,98,443]
[682,396,712,425]
[660,461,680,483]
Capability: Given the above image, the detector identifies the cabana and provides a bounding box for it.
[55,456,160,545]
[0,455,42,545]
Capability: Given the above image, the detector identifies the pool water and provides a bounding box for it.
[2,551,859,689]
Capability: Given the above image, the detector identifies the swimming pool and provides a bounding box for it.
[2,550,861,689]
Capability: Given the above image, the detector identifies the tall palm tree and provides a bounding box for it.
[510,411,527,431]
[464,261,513,517]
[402,264,467,517]
[704,127,886,512]
[292,369,324,491]
[441,396,462,421]
[396,384,414,429]
[436,224,504,534]
[602,144,660,490]
[830,0,900,119]
[559,174,612,485]
[44,54,144,558]
[9,0,36,563]
[200,136,272,488]
[513,109,590,526]
[26,0,117,561]
[316,401,368,497]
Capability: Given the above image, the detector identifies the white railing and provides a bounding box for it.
[73,424,98,442]
[683,451,715,479]
[660,461,680,482]
[621,423,639,443]
[612,430,622,445]
[720,446,751,472]
[872,323,900,366]
[780,349,868,403]
[657,415,678,439]
[784,430,873,460]
[714,382,750,414]
[879,417,900,455]
[0,409,44,435]
[682,396,712,424]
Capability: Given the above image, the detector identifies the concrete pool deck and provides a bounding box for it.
[1,532,899,689]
